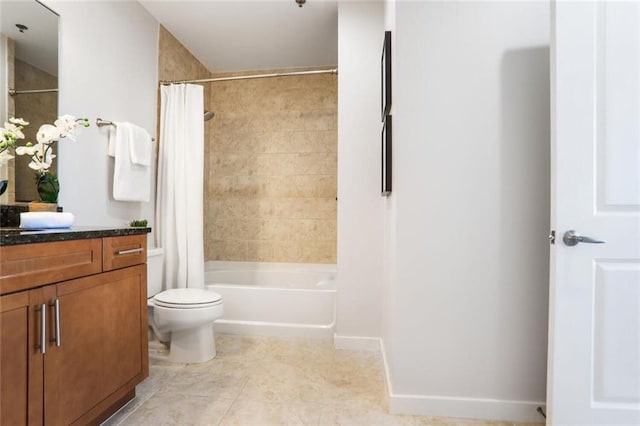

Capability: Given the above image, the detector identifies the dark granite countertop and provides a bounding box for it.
[0,226,151,246]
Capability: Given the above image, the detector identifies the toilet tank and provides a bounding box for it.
[147,248,164,298]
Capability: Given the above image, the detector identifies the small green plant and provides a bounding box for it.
[129,219,148,228]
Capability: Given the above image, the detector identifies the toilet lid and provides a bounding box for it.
[154,288,222,308]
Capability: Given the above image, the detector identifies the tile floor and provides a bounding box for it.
[103,334,544,426]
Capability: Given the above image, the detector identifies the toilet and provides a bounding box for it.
[147,248,223,363]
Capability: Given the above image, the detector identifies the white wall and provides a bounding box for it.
[385,1,550,422]
[44,1,158,241]
[335,1,385,343]
[381,0,397,399]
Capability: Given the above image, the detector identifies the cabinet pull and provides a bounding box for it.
[36,303,46,354]
[50,299,61,346]
[115,247,144,256]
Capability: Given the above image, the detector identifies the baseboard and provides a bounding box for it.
[379,336,395,398]
[333,334,382,351]
[379,339,544,423]
[388,394,545,423]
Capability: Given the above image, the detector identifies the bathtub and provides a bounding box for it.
[205,261,336,338]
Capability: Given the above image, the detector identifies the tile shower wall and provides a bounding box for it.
[158,26,210,86]
[157,24,212,241]
[206,70,337,263]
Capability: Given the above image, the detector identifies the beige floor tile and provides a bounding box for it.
[112,334,540,426]
[220,399,321,426]
[235,364,317,405]
[318,404,415,426]
[136,364,184,400]
[149,357,189,370]
[183,356,249,376]
[412,417,542,426]
[101,395,149,425]
[102,363,187,425]
[159,369,248,400]
[412,417,493,426]
[119,393,234,426]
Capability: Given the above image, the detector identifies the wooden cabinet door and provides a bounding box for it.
[0,288,48,425]
[45,265,148,425]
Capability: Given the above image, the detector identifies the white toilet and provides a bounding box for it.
[147,248,223,363]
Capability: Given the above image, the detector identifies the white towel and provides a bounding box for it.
[20,212,75,229]
[108,122,153,202]
[128,125,153,166]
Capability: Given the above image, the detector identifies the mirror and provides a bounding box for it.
[0,0,58,204]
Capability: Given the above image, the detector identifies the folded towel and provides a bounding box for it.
[128,125,153,166]
[108,122,153,202]
[20,212,75,229]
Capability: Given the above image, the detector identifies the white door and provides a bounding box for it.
[548,1,640,425]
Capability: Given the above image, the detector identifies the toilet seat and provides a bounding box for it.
[154,288,222,309]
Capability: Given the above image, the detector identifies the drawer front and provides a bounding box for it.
[0,239,103,294]
[103,235,147,271]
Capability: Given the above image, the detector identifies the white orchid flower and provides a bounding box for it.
[54,114,79,139]
[27,146,55,172]
[9,117,29,126]
[0,117,29,153]
[4,122,25,140]
[41,152,56,170]
[28,160,47,172]
[15,145,37,156]
[37,124,60,144]
[8,114,88,172]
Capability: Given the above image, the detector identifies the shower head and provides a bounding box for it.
[204,110,215,121]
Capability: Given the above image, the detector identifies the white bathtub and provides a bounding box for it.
[205,261,336,338]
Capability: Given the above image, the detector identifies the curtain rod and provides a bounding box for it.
[159,68,337,86]
[9,88,58,96]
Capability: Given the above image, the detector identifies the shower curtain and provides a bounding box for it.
[156,84,205,289]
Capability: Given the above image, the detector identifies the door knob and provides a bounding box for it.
[562,230,606,246]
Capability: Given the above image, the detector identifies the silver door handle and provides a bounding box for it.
[115,247,144,256]
[36,303,46,354]
[50,299,61,347]
[563,230,606,246]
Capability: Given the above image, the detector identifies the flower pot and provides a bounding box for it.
[36,172,59,203]
[29,202,58,212]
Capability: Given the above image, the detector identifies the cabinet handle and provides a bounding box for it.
[36,303,46,354]
[115,247,144,256]
[50,299,61,347]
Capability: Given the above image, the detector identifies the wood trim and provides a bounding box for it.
[81,389,135,426]
[139,266,149,380]
[29,287,47,425]
[0,290,41,425]
[48,266,148,425]
[103,235,146,272]
[0,290,29,312]
[1,237,149,425]
[0,239,102,295]
[38,286,58,424]
[71,384,138,426]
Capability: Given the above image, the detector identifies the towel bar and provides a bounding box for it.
[96,118,155,142]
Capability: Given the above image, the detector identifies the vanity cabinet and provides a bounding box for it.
[0,288,43,425]
[0,234,148,425]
